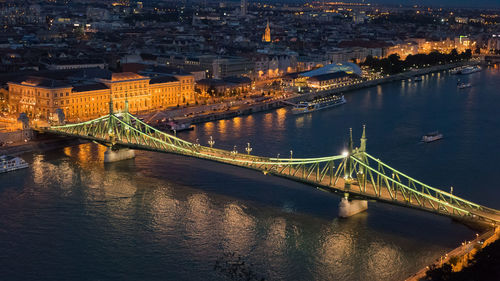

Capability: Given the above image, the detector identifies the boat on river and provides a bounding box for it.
[166,121,194,132]
[460,66,481,75]
[0,155,29,173]
[422,132,443,143]
[458,82,472,89]
[292,95,346,115]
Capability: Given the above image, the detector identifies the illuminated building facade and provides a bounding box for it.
[262,20,271,43]
[8,70,195,122]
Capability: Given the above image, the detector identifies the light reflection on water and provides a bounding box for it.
[3,68,500,280]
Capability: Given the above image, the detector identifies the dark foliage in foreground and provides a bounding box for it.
[424,238,500,281]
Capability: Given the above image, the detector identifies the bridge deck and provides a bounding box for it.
[39,110,500,226]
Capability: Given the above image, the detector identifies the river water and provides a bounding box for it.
[1,67,499,281]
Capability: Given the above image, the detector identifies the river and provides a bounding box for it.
[1,66,499,281]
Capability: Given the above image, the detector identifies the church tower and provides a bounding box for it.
[262,20,271,43]
[240,0,247,16]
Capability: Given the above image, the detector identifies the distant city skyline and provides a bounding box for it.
[367,0,500,8]
[243,0,500,8]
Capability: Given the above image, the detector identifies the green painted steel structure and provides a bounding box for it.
[40,103,500,226]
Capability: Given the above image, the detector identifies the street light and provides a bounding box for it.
[232,145,238,155]
[208,136,215,148]
[290,150,293,159]
[245,143,252,155]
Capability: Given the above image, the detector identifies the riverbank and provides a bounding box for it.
[176,61,474,126]
[406,227,500,281]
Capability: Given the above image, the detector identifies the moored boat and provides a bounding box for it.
[167,121,194,132]
[0,155,29,173]
[460,66,481,75]
[292,95,346,115]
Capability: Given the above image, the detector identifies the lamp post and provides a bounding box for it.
[208,136,215,148]
[290,150,293,159]
[232,145,238,156]
[245,143,252,155]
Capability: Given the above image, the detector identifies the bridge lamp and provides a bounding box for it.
[208,136,215,148]
[290,150,293,159]
[245,143,252,155]
[232,145,238,155]
[342,150,349,157]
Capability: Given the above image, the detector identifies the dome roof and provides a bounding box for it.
[302,62,362,77]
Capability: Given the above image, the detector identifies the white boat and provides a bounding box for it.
[450,67,465,74]
[292,95,346,115]
[458,82,472,89]
[0,155,29,173]
[460,66,481,75]
[167,121,194,132]
[422,132,443,143]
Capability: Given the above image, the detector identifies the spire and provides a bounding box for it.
[345,128,354,180]
[360,125,367,152]
[123,93,131,124]
[262,19,271,43]
[348,127,353,154]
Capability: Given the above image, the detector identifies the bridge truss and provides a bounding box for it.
[40,102,500,226]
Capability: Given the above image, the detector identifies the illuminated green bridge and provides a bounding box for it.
[39,101,500,227]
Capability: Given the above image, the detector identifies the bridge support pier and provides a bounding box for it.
[104,147,135,163]
[339,195,368,218]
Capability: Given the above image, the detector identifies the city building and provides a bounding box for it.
[306,71,356,88]
[7,69,195,122]
[254,54,297,79]
[196,76,251,96]
[40,58,107,70]
[240,0,247,16]
[262,20,271,43]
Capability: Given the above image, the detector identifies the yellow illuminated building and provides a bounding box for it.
[8,71,195,122]
[262,20,271,43]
